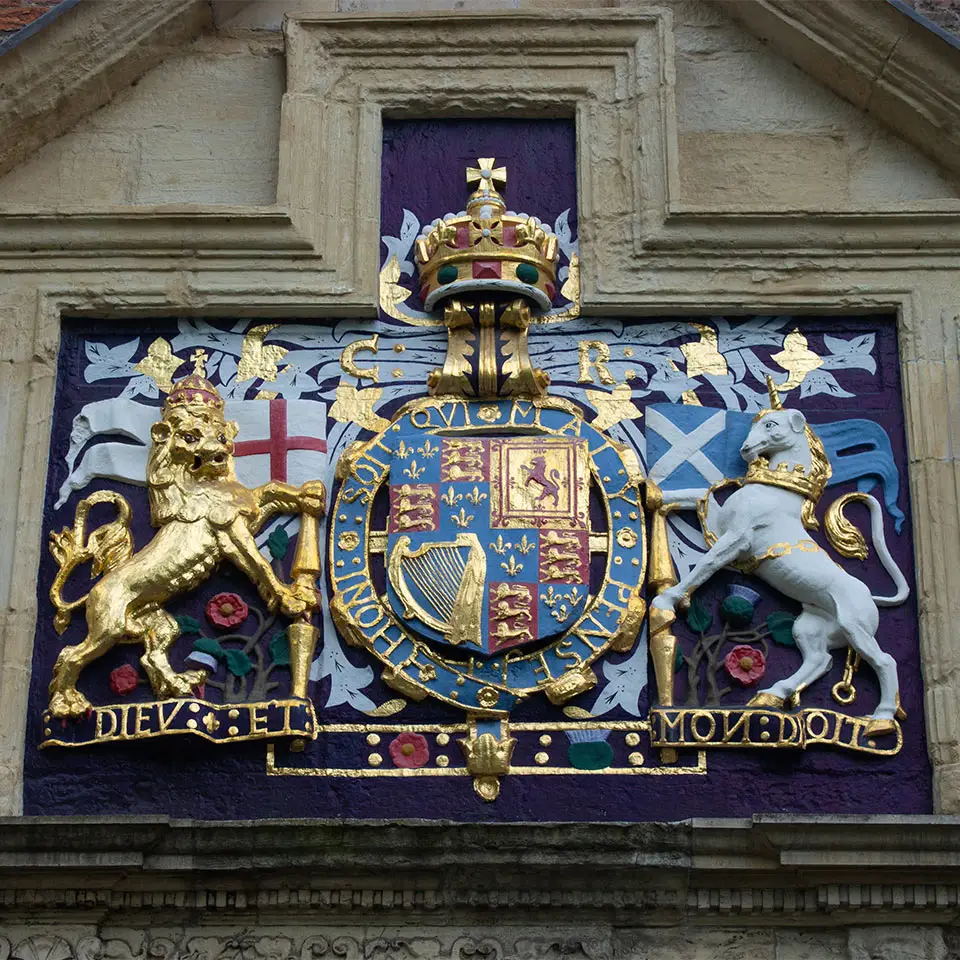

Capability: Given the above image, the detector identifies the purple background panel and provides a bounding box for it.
[20,118,932,820]
[22,315,932,820]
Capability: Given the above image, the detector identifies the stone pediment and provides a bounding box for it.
[2,0,960,195]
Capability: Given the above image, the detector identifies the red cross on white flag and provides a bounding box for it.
[228,399,327,486]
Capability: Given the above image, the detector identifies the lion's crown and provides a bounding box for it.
[163,349,224,414]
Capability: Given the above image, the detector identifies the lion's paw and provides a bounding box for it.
[299,480,326,516]
[157,669,208,698]
[280,591,309,619]
[49,689,92,718]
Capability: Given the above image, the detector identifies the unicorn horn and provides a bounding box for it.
[765,374,784,409]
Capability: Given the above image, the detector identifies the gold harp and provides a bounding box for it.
[388,533,486,647]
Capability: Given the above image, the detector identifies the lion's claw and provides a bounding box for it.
[49,689,93,718]
[155,669,208,698]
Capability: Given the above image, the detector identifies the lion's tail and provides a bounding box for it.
[825,491,909,606]
[49,491,133,634]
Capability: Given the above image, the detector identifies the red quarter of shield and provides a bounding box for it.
[389,483,440,533]
[539,529,589,585]
[487,582,536,652]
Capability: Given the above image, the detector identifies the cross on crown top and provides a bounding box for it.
[466,157,506,197]
[190,349,209,377]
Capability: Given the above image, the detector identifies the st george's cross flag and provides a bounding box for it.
[230,399,327,487]
[56,397,327,508]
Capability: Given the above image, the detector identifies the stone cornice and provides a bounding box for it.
[718,0,960,179]
[3,816,960,923]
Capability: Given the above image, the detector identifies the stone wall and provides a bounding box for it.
[0,33,283,207]
[1,1,955,210]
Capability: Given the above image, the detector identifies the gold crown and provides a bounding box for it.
[414,157,559,311]
[744,457,822,500]
[163,349,224,414]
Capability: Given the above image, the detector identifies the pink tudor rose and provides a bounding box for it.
[109,664,139,696]
[206,592,249,629]
[389,732,430,768]
[724,645,766,685]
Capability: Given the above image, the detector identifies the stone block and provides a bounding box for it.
[616,927,776,960]
[676,47,860,134]
[847,129,960,205]
[0,45,283,207]
[774,929,848,960]
[848,926,946,960]
[678,132,848,207]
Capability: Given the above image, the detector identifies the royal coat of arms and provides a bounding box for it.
[385,434,590,655]
[34,139,920,814]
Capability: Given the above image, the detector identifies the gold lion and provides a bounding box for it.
[47,360,325,718]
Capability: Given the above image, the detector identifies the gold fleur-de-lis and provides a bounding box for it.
[564,586,584,606]
[515,534,535,556]
[440,486,462,507]
[451,508,474,528]
[541,585,559,608]
[418,439,438,459]
[500,555,523,578]
[403,460,425,480]
[465,485,487,506]
[550,604,569,623]
[396,440,413,460]
[489,534,510,556]
[203,712,220,733]
[134,337,184,393]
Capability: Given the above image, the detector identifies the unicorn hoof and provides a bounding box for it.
[895,694,907,721]
[864,717,897,737]
[747,692,785,709]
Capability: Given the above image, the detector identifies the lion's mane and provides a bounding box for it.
[146,410,255,528]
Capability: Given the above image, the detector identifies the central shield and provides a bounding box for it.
[385,433,591,656]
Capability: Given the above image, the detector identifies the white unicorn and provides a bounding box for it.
[652,378,909,736]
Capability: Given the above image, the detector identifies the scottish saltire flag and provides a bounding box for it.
[57,397,327,507]
[645,403,904,529]
[645,406,753,503]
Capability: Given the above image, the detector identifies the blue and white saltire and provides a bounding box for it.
[645,405,753,505]
[645,403,905,529]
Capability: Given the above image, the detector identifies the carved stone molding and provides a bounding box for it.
[0,935,615,960]
[2,817,960,926]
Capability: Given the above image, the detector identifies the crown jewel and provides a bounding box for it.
[164,349,224,413]
[414,156,560,311]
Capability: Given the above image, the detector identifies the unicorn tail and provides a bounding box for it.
[825,492,909,606]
